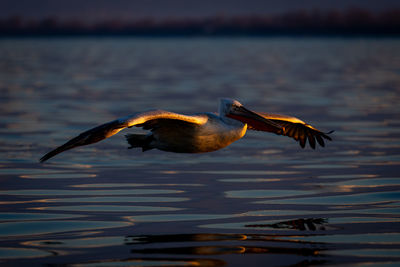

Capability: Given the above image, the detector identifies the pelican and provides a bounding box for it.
[40,99,332,162]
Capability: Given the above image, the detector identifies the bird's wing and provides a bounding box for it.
[40,110,208,162]
[247,112,333,149]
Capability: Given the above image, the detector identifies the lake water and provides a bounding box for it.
[0,37,399,266]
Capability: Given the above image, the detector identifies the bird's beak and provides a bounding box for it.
[227,105,284,132]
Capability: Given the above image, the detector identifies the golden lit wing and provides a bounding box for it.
[248,112,333,149]
[40,110,207,162]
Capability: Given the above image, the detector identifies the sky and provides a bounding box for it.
[1,0,400,21]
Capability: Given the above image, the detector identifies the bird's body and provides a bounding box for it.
[133,111,247,153]
[40,99,332,162]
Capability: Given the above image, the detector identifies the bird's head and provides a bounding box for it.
[219,98,283,132]
[218,98,243,116]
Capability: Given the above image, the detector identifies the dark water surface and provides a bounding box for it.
[0,38,399,266]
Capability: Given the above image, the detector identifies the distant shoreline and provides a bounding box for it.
[1,33,400,38]
[1,8,400,37]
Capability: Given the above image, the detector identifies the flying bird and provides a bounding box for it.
[40,99,332,162]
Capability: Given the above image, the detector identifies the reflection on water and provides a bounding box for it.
[0,37,399,266]
[245,218,328,231]
[72,258,226,267]
[125,232,326,266]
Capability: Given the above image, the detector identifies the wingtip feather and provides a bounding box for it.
[39,143,72,163]
[316,135,325,147]
[299,134,306,148]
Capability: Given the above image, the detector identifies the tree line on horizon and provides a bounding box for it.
[1,8,399,36]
